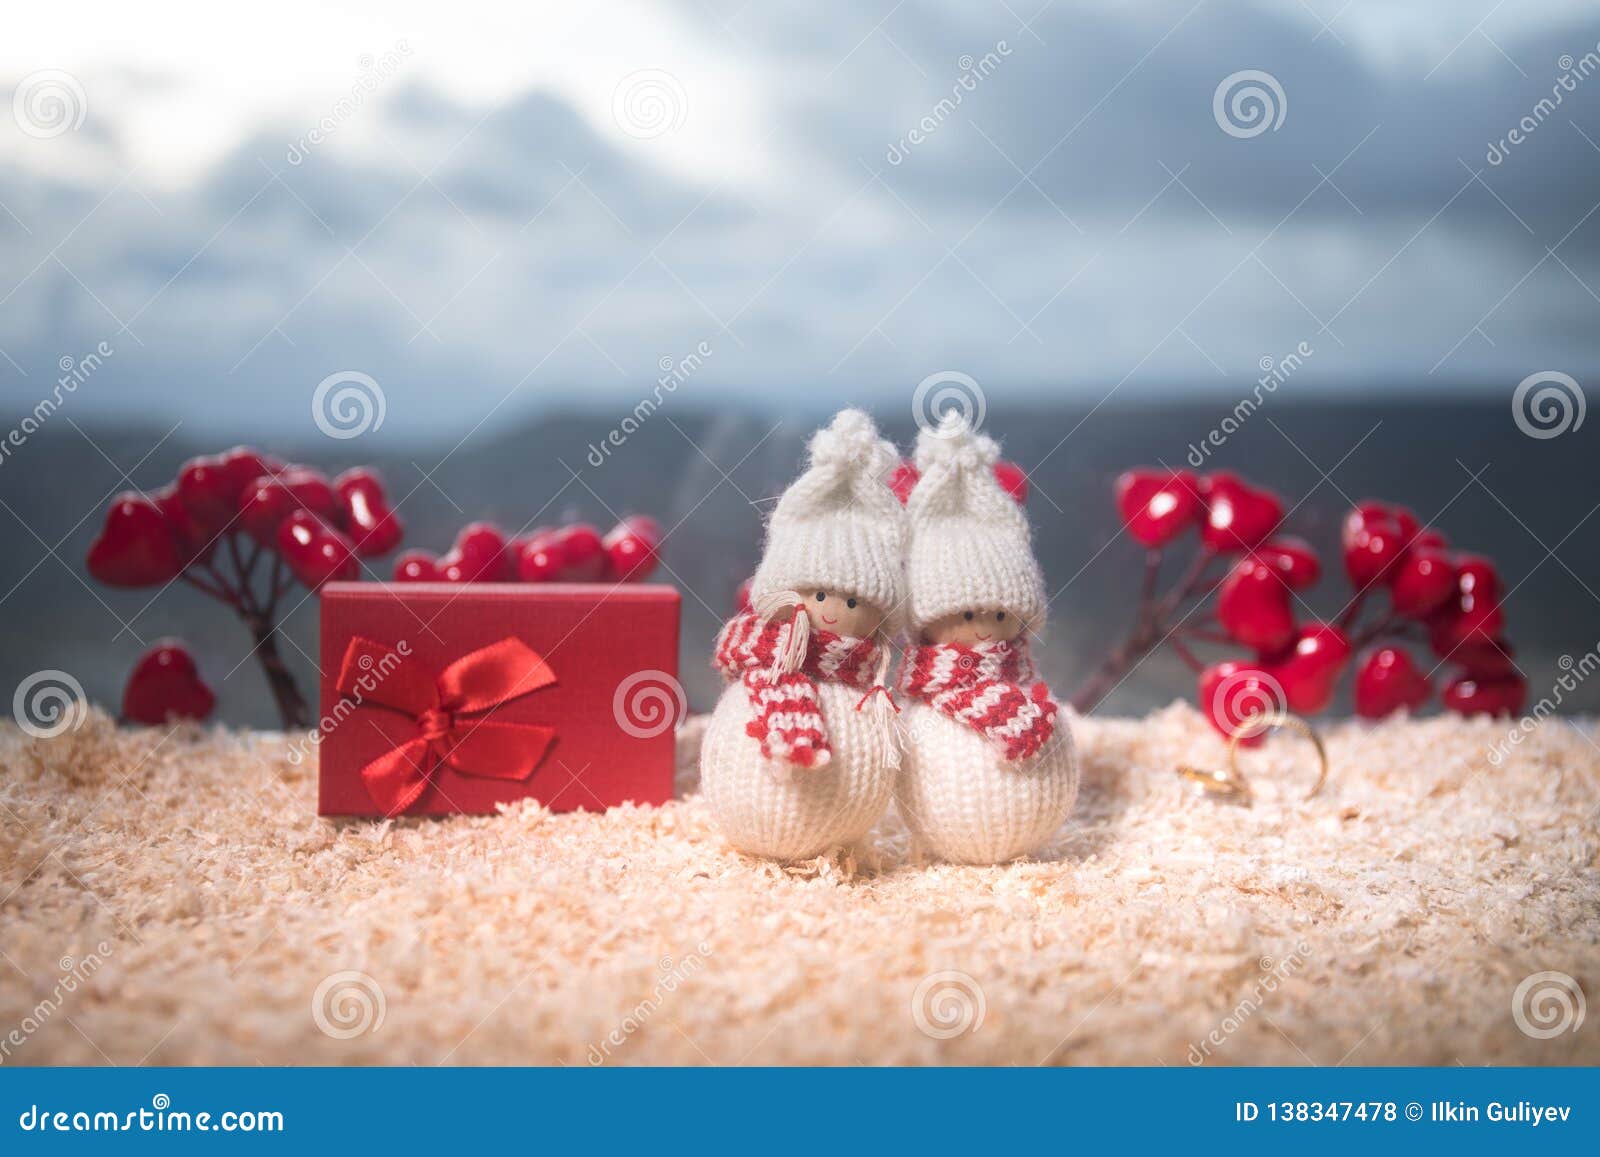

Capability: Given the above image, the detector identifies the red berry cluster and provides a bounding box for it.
[887,459,1029,505]
[1073,468,1525,739]
[393,516,661,585]
[85,445,406,728]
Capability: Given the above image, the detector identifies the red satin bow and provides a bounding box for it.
[336,636,558,817]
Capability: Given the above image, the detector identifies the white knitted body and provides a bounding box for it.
[895,703,1078,864]
[702,681,895,860]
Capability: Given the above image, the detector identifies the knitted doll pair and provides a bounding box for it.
[700,409,1078,865]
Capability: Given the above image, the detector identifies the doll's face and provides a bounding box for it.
[799,588,886,638]
[922,608,1024,646]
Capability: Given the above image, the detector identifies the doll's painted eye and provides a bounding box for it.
[847,598,857,609]
[964,611,975,621]
[996,612,1006,621]
[815,591,827,602]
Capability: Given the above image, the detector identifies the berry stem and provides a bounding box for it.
[1169,635,1206,673]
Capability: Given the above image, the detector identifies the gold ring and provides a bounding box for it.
[1177,711,1329,805]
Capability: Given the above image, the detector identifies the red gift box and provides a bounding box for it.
[317,582,681,817]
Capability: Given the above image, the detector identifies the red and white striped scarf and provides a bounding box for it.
[897,638,1058,762]
[712,609,887,768]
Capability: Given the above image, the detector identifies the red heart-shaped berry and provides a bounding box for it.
[1341,502,1409,588]
[239,469,339,547]
[1353,647,1431,719]
[1389,546,1456,618]
[1115,469,1202,548]
[552,523,607,581]
[1271,622,1352,714]
[1442,672,1526,718]
[603,515,662,582]
[87,492,185,587]
[513,529,564,582]
[1197,660,1282,746]
[122,639,216,725]
[1199,472,1283,552]
[276,509,357,588]
[1428,554,1504,654]
[334,468,403,557]
[1251,536,1321,590]
[1217,558,1297,654]
[438,522,508,582]
[392,549,440,582]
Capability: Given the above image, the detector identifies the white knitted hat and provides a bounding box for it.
[906,412,1046,632]
[749,409,907,621]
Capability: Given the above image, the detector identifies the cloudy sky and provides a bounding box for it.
[2,0,1598,438]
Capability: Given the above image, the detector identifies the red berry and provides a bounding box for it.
[176,454,244,535]
[238,478,302,546]
[552,523,607,581]
[1198,472,1283,552]
[276,509,357,588]
[1389,546,1456,618]
[1341,503,1408,588]
[1114,468,1202,548]
[888,460,919,505]
[1198,660,1283,746]
[1251,536,1321,590]
[603,516,662,582]
[992,461,1029,504]
[1271,622,1352,714]
[1427,555,1505,654]
[1442,672,1527,718]
[334,468,403,557]
[446,522,508,582]
[1216,558,1297,654]
[514,532,565,582]
[1353,647,1431,719]
[392,550,440,582]
[122,639,216,725]
[1412,527,1449,551]
[86,492,185,587]
[219,446,277,495]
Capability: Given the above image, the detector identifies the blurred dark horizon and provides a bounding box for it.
[4,389,1596,727]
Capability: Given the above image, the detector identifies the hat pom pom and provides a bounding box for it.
[915,411,999,473]
[809,408,894,476]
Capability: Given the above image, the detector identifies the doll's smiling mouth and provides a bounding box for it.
[820,613,839,624]
[975,631,992,640]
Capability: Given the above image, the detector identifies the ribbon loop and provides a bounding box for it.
[335,636,559,816]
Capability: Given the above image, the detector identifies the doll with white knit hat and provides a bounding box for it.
[895,412,1077,864]
[701,409,906,861]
